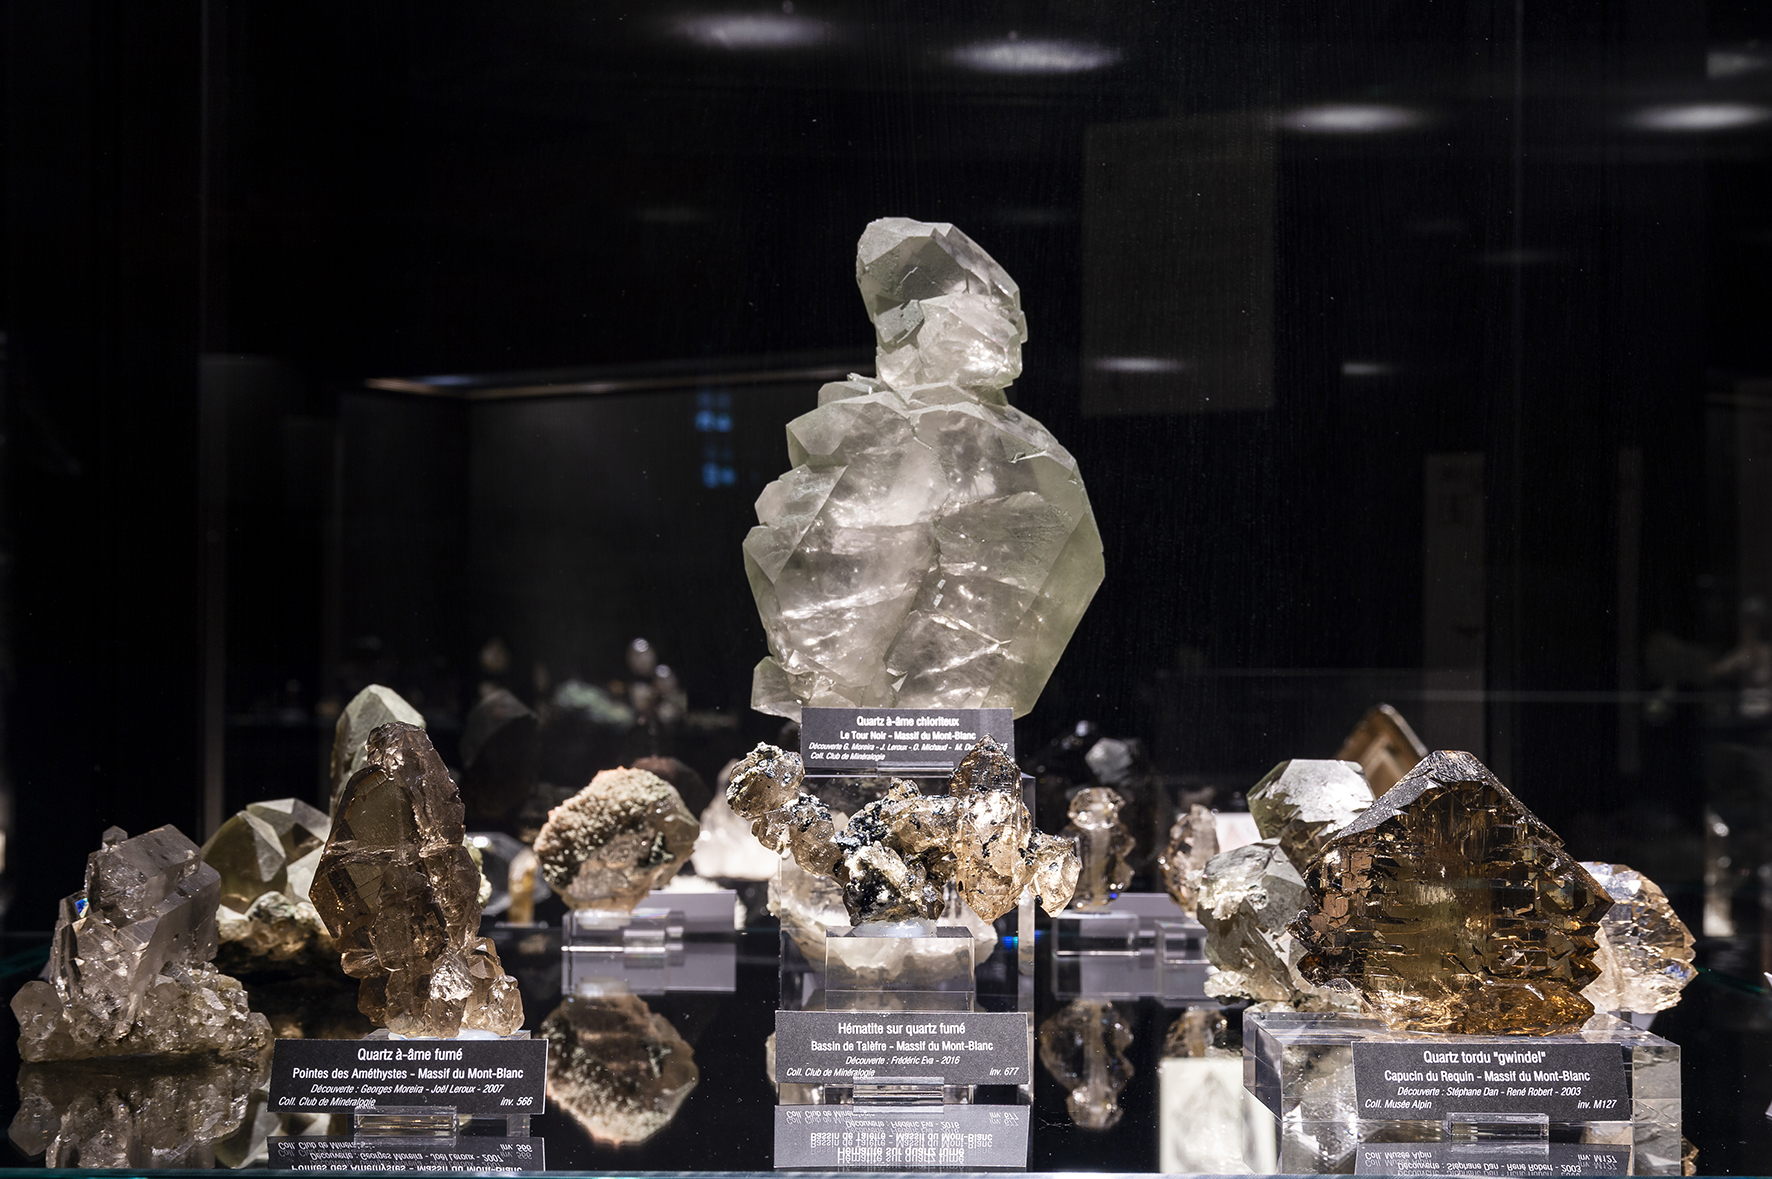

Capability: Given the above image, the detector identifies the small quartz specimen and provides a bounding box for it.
[690,777,783,882]
[329,684,425,815]
[1334,703,1426,795]
[1246,759,1374,871]
[541,991,698,1146]
[202,798,335,972]
[1037,1000,1134,1130]
[535,766,700,911]
[13,826,271,1063]
[1290,750,1611,1034]
[1195,839,1347,1007]
[1063,787,1135,910]
[10,1056,259,1168]
[1579,861,1697,1014]
[310,723,523,1037]
[744,218,1104,720]
[1157,804,1219,910]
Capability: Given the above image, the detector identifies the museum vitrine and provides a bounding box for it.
[4,0,1772,1174]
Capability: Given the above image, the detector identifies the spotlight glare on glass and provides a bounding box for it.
[674,12,827,50]
[949,37,1121,75]
[1093,356,1188,374]
[1629,102,1772,131]
[1340,361,1395,378]
[1281,104,1425,134]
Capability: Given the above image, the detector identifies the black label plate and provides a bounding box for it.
[1351,1040,1629,1122]
[269,1136,544,1172]
[774,1104,1028,1170]
[800,707,1014,773]
[268,1038,547,1117]
[774,1010,1029,1085]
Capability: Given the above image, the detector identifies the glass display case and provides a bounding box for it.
[3,1,1772,1175]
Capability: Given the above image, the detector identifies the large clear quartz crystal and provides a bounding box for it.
[12,826,271,1062]
[1157,804,1219,910]
[311,722,523,1037]
[1037,999,1134,1130]
[329,684,425,815]
[534,766,700,911]
[541,990,698,1147]
[202,798,335,972]
[744,218,1103,719]
[1579,861,1697,1014]
[1246,759,1374,872]
[1063,787,1135,910]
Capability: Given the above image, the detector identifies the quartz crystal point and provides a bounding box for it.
[1063,787,1135,910]
[744,217,1104,720]
[310,723,523,1037]
[1247,759,1375,871]
[1290,750,1611,1034]
[535,766,700,911]
[202,798,335,972]
[1579,861,1697,1014]
[1334,703,1426,795]
[1157,804,1219,910]
[13,826,271,1063]
[1037,1000,1134,1130]
[10,1057,259,1168]
[540,991,698,1147]
[724,745,837,875]
[1195,839,1350,1007]
[329,684,425,815]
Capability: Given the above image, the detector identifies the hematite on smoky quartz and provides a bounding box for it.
[311,722,523,1037]
[1290,750,1611,1035]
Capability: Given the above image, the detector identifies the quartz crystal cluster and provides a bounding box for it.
[744,217,1104,720]
[534,766,700,911]
[1289,750,1611,1034]
[1579,861,1697,1014]
[1063,787,1135,910]
[311,722,523,1037]
[1246,759,1375,871]
[728,737,1078,926]
[1037,999,1134,1130]
[12,826,271,1062]
[201,798,335,972]
[541,991,698,1146]
[1157,804,1218,910]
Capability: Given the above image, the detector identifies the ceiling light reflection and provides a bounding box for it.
[950,38,1120,75]
[1629,103,1772,131]
[1093,356,1189,374]
[1282,104,1425,134]
[1341,361,1395,378]
[674,12,828,50]
[1707,48,1770,79]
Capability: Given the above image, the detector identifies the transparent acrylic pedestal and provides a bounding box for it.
[1050,892,1210,1003]
[1244,1010,1682,1175]
[559,901,736,995]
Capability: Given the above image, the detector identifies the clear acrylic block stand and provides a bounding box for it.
[1244,1009,1682,1175]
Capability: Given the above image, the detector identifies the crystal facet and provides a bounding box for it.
[202,798,334,973]
[834,781,959,924]
[1579,861,1697,1014]
[1063,787,1135,910]
[329,685,425,815]
[1037,999,1134,1130]
[13,826,270,1062]
[1334,703,1426,795]
[1195,839,1349,1008]
[541,991,698,1146]
[1290,750,1611,1034]
[744,218,1103,720]
[535,767,700,911]
[310,722,523,1037]
[1247,759,1375,872]
[1157,804,1219,911]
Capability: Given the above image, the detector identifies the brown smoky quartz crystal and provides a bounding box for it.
[1290,750,1611,1034]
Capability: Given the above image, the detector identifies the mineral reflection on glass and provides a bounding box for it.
[535,766,700,911]
[1334,703,1426,794]
[1157,804,1218,910]
[1579,861,1697,1014]
[1162,1006,1228,1059]
[744,217,1104,720]
[540,990,698,1147]
[329,684,425,814]
[201,798,334,972]
[1247,758,1374,871]
[311,722,523,1037]
[9,1057,259,1168]
[12,826,271,1062]
[1195,839,1347,1008]
[1290,750,1611,1034]
[1037,999,1134,1131]
[1063,787,1134,910]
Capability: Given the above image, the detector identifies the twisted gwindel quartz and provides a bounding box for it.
[744,217,1104,720]
[726,736,1078,925]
